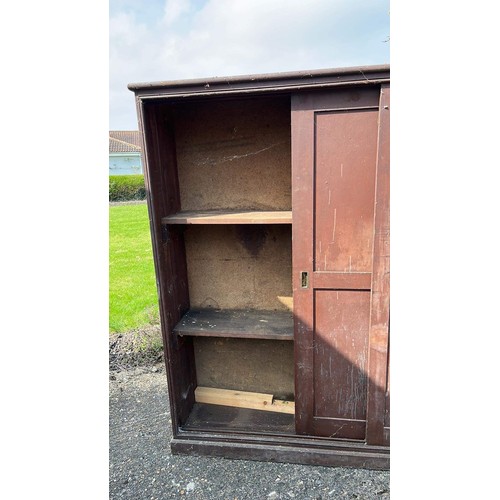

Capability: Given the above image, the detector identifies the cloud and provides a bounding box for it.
[163,0,192,26]
[110,0,389,129]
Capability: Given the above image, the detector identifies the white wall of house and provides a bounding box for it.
[109,153,142,175]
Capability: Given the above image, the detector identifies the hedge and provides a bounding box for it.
[109,175,146,201]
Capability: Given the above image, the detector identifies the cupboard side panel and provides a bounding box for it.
[140,101,196,427]
[365,84,390,446]
[385,341,390,428]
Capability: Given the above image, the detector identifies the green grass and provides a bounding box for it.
[109,203,159,333]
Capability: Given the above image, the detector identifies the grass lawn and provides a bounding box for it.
[109,203,159,333]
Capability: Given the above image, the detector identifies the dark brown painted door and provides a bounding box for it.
[292,86,390,444]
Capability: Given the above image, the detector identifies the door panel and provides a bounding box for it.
[314,109,378,273]
[292,86,389,444]
[313,290,370,420]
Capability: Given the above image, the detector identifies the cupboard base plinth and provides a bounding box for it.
[171,433,389,470]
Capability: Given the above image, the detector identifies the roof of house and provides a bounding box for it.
[109,131,142,153]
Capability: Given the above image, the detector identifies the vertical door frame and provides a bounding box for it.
[291,93,316,435]
[365,83,391,446]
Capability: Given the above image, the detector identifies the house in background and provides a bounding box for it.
[109,131,142,175]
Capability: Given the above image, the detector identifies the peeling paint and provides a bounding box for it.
[332,208,337,244]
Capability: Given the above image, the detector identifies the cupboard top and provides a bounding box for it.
[127,64,389,98]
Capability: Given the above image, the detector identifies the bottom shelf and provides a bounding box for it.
[182,403,295,435]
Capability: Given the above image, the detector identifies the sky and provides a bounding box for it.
[110,0,390,130]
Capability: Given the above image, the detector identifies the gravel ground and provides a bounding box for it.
[109,364,390,499]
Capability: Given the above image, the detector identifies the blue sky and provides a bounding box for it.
[110,0,390,130]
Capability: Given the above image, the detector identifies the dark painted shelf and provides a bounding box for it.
[173,308,294,341]
[182,403,295,435]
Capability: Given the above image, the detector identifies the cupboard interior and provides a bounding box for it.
[161,93,294,434]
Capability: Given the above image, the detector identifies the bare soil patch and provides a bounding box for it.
[109,325,163,371]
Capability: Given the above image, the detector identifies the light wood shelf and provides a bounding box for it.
[162,210,292,225]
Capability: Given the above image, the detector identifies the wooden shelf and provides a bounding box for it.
[162,210,292,225]
[182,402,295,435]
[174,309,294,341]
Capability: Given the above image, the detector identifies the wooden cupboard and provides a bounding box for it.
[128,65,390,469]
